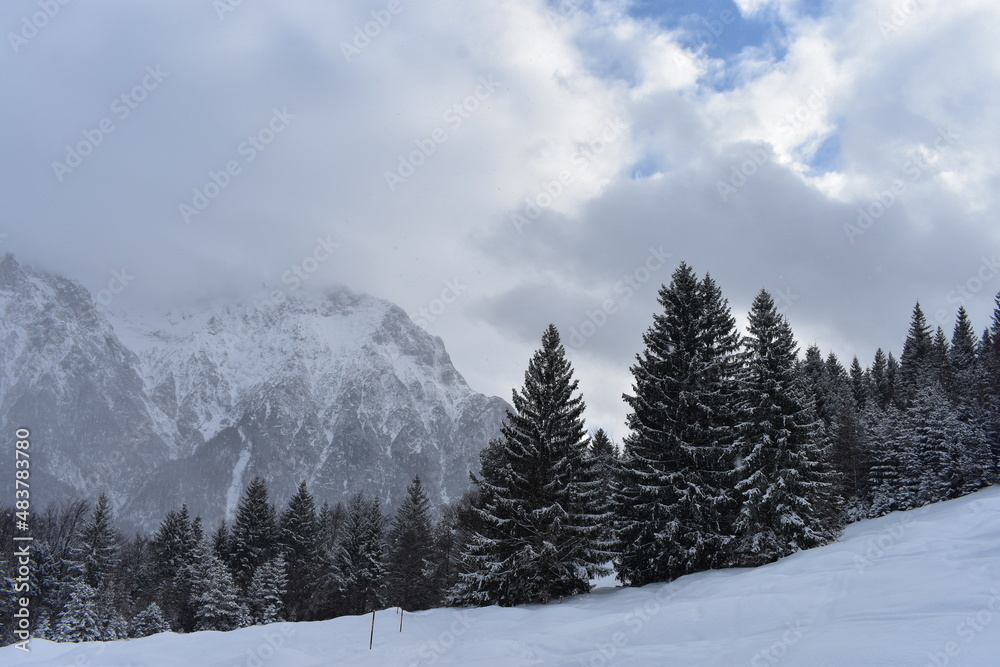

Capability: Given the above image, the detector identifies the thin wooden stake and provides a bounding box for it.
[369,610,376,650]
[399,608,403,633]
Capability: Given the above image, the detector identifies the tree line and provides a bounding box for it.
[2,261,998,643]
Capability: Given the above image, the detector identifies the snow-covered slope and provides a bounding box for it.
[7,486,1000,666]
[0,254,510,528]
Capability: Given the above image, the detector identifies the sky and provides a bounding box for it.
[2,0,999,441]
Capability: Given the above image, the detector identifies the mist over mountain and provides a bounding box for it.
[0,254,509,530]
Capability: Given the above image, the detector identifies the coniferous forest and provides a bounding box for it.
[2,262,998,645]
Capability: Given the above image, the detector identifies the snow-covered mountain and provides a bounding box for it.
[0,254,509,529]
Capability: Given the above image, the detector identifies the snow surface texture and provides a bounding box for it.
[7,486,999,666]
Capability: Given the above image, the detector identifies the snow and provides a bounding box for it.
[7,486,1000,666]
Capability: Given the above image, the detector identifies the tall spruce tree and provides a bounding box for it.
[899,302,933,400]
[150,505,199,631]
[588,428,618,544]
[279,481,323,621]
[229,477,278,591]
[247,556,288,625]
[731,290,843,566]
[191,541,249,632]
[72,493,120,590]
[335,493,386,615]
[386,476,437,611]
[614,266,742,586]
[452,324,607,605]
[849,356,869,410]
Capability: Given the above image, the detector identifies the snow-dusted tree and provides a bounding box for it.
[191,542,249,632]
[247,556,288,625]
[453,324,608,605]
[72,493,120,590]
[588,428,618,543]
[335,493,386,615]
[979,294,1000,470]
[229,477,278,591]
[150,505,199,631]
[730,290,843,567]
[849,356,869,410]
[130,601,171,638]
[898,302,934,400]
[212,519,232,564]
[53,581,102,642]
[279,481,324,620]
[870,348,892,409]
[801,350,868,503]
[385,476,437,611]
[614,266,742,585]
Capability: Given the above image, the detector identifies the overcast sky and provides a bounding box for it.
[3,0,999,441]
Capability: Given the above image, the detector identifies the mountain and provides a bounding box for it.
[0,254,509,530]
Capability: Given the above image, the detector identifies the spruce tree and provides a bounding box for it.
[870,348,891,409]
[731,290,843,566]
[150,505,199,631]
[982,294,1000,469]
[588,428,618,544]
[614,266,742,585]
[452,324,607,605]
[335,493,386,615]
[849,356,869,410]
[899,302,933,399]
[191,542,249,632]
[386,476,437,611]
[229,477,278,591]
[53,581,102,642]
[279,481,323,620]
[130,602,171,638]
[950,307,978,378]
[72,493,120,590]
[247,556,288,625]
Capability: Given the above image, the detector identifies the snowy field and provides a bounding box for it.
[5,486,1000,666]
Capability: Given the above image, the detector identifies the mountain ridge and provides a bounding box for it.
[0,253,509,530]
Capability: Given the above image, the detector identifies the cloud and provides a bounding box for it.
[2,0,999,439]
